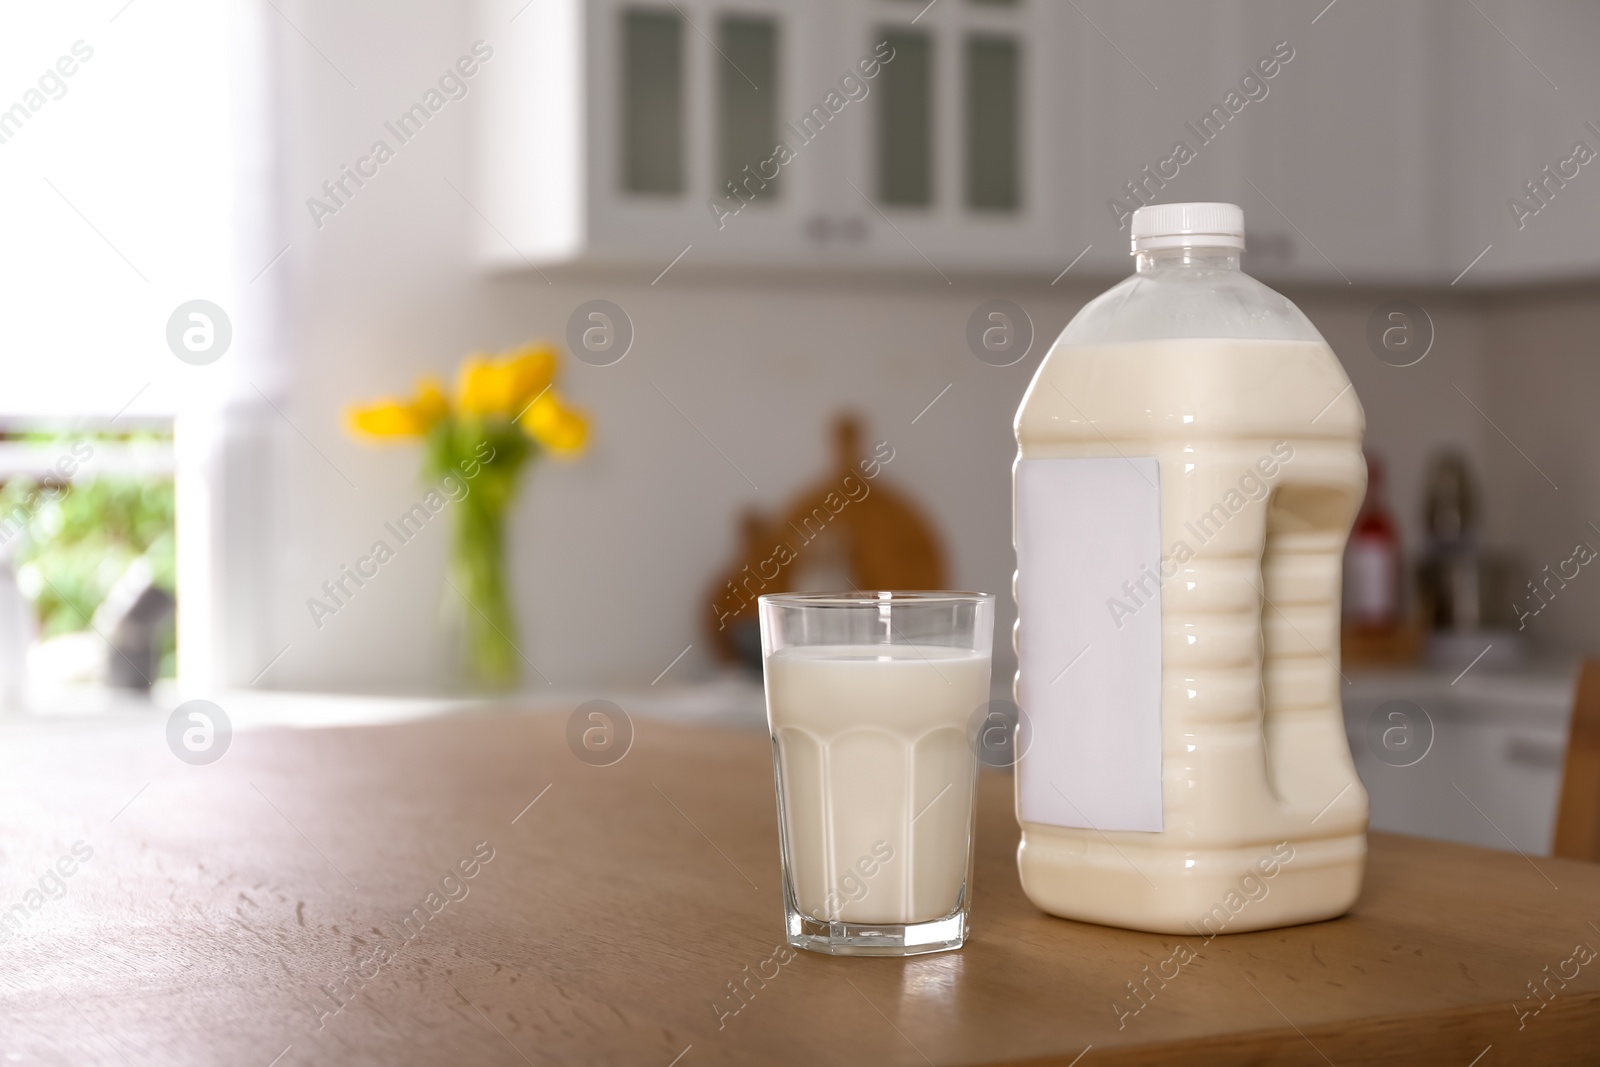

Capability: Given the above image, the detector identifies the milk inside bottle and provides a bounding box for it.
[1012,202,1368,934]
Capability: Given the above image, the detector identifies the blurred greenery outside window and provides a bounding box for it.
[0,429,177,679]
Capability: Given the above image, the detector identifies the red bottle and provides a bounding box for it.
[1347,455,1402,630]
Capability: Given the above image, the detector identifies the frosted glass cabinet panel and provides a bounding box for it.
[718,15,782,201]
[621,10,685,195]
[966,35,1020,211]
[877,29,935,208]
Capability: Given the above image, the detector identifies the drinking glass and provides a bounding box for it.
[758,591,994,956]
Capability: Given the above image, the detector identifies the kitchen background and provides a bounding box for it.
[2,0,1598,857]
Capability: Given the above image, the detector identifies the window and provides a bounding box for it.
[0,0,248,695]
[0,426,176,706]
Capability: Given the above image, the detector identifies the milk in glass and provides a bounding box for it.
[767,644,990,925]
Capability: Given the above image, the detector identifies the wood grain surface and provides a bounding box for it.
[1555,660,1600,862]
[2,708,1598,1066]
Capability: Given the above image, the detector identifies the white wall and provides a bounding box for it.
[256,0,1543,695]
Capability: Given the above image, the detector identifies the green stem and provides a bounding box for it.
[450,490,518,689]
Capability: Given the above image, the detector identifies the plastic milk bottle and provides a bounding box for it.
[1012,203,1368,934]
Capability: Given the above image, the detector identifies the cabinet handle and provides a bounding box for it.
[805,216,869,243]
[1505,735,1565,769]
[1248,232,1295,265]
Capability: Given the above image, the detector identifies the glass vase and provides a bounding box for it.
[443,491,520,692]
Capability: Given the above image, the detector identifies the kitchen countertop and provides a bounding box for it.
[3,706,1598,1065]
[1346,659,1577,722]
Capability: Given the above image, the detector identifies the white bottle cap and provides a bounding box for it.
[1130,202,1246,253]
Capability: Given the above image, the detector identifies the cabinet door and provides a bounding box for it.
[1345,692,1567,856]
[1237,0,1444,285]
[1440,0,1600,285]
[1067,0,1201,279]
[820,0,1062,275]
[585,0,820,265]
[1065,0,1447,285]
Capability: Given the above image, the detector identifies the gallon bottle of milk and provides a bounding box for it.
[1012,203,1367,934]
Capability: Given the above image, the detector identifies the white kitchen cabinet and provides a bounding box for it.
[478,0,823,269]
[1066,0,1248,279]
[1236,0,1600,287]
[1237,0,1446,286]
[477,0,1068,273]
[477,0,1600,283]
[1065,0,1445,285]
[1344,665,1575,856]
[1436,0,1600,287]
[819,0,1063,274]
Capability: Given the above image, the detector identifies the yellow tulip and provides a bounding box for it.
[347,399,429,439]
[456,354,502,417]
[520,391,589,456]
[347,377,452,440]
[502,345,557,415]
[413,376,450,426]
[456,344,562,418]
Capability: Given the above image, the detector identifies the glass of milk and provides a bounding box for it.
[758,591,994,956]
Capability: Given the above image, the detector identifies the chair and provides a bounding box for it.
[1553,661,1600,861]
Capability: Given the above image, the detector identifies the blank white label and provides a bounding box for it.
[1017,456,1163,833]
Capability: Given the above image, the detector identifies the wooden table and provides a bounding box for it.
[3,709,1599,1065]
